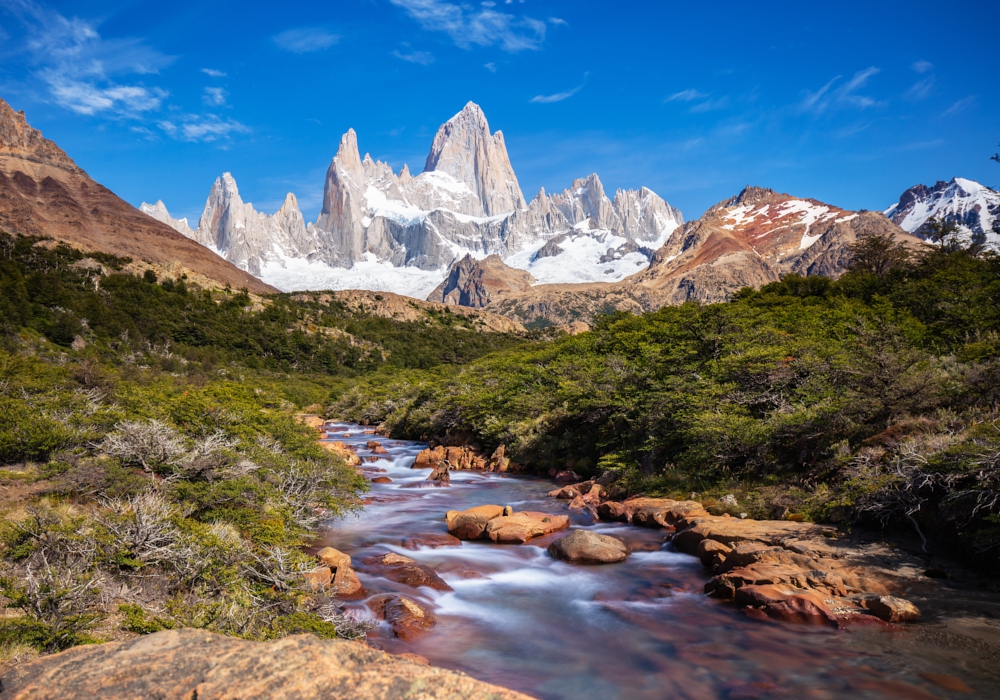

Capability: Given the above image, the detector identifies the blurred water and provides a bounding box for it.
[315,424,997,700]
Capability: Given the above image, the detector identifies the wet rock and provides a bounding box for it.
[0,628,535,700]
[745,591,838,627]
[596,501,629,522]
[401,533,462,550]
[696,539,732,568]
[320,441,361,467]
[553,470,582,484]
[548,484,583,499]
[485,511,570,544]
[370,444,389,455]
[547,530,631,564]
[445,505,505,539]
[367,553,453,592]
[864,595,921,623]
[365,440,380,449]
[370,595,435,641]
[370,476,392,484]
[427,465,451,483]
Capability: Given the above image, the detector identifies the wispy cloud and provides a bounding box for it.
[665,89,708,103]
[942,96,976,117]
[911,60,933,74]
[530,75,587,104]
[202,86,227,106]
[2,0,174,117]
[905,77,933,100]
[689,96,730,113]
[392,48,434,65]
[484,62,496,72]
[800,67,881,114]
[389,0,546,52]
[201,68,227,78]
[548,17,568,26]
[158,114,249,143]
[272,26,340,53]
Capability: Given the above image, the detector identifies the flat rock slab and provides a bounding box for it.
[547,530,630,564]
[445,506,569,544]
[0,628,534,700]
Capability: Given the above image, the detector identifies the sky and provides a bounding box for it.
[0,0,997,226]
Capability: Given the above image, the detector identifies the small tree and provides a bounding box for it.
[847,231,912,275]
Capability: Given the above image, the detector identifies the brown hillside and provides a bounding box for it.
[0,98,274,294]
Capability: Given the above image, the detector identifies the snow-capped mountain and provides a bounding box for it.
[147,102,683,298]
[885,177,999,248]
[139,200,195,239]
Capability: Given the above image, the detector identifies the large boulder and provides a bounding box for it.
[314,547,365,597]
[445,505,505,539]
[484,511,569,544]
[0,628,535,699]
[367,553,453,592]
[370,595,435,641]
[547,530,630,564]
[864,595,921,623]
[445,505,569,544]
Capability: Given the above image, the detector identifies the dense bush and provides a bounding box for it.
[332,239,1000,568]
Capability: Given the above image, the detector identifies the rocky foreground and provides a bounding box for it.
[0,628,533,700]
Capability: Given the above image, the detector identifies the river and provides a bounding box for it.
[315,424,997,700]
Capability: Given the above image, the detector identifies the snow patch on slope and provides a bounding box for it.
[259,252,445,299]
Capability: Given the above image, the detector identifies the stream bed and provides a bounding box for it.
[315,425,998,700]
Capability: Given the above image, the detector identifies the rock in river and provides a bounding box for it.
[445,505,569,543]
[547,529,631,564]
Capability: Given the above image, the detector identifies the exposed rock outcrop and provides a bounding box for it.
[0,628,534,699]
[0,98,273,294]
[414,444,511,473]
[595,496,923,625]
[427,254,535,307]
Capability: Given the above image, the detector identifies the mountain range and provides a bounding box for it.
[145,102,684,299]
[2,95,996,328]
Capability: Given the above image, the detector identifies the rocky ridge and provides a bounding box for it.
[150,102,683,296]
[0,98,274,294]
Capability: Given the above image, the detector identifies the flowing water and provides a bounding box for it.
[315,425,998,700]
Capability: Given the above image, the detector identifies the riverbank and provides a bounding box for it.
[308,424,1000,699]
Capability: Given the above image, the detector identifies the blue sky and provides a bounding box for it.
[1,0,997,225]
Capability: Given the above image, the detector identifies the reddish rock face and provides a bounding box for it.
[0,628,537,700]
[553,470,583,484]
[364,553,453,592]
[446,504,506,540]
[370,595,435,641]
[371,476,392,484]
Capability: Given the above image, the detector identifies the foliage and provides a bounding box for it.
[332,242,1000,568]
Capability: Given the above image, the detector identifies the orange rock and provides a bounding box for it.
[445,505,506,539]
[370,595,434,641]
[320,441,361,467]
[371,476,392,484]
[485,511,570,544]
[295,414,325,429]
[303,567,332,591]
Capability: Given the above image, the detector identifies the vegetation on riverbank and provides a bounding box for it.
[0,232,533,660]
[332,229,1000,570]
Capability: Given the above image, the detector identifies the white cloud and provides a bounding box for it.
[201,68,227,78]
[665,89,707,103]
[2,0,175,117]
[911,60,933,74]
[484,62,496,72]
[158,114,249,143]
[800,67,881,114]
[202,86,227,106]
[942,96,976,117]
[548,17,568,26]
[272,26,340,53]
[389,0,546,52]
[530,84,583,104]
[905,77,933,100]
[689,96,730,113]
[392,48,435,65]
